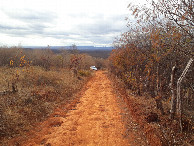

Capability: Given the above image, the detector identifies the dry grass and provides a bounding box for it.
[0,66,90,144]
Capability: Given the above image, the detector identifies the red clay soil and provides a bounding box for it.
[10,71,131,146]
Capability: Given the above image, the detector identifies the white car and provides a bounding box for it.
[90,66,97,71]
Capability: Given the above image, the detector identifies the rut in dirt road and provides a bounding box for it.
[22,71,129,146]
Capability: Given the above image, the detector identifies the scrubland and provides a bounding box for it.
[108,0,193,145]
[0,47,107,144]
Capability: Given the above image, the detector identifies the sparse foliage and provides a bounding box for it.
[109,0,193,138]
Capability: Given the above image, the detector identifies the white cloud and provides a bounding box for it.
[0,0,136,46]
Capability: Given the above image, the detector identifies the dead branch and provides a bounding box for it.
[177,58,193,132]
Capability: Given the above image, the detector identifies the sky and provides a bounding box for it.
[0,0,144,47]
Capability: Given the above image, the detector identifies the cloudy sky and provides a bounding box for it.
[0,0,143,47]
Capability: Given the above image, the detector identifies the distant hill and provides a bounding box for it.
[23,46,113,59]
[23,46,114,51]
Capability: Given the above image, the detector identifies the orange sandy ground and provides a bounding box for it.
[18,71,130,146]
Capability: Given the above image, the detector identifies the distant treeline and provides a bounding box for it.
[49,49,111,59]
[0,47,108,70]
[79,50,111,59]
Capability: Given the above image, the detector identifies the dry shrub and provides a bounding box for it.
[0,66,88,144]
[78,70,92,77]
[79,54,95,70]
[94,58,107,70]
[110,73,193,145]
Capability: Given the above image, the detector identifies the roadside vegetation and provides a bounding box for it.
[0,46,107,145]
[109,0,193,145]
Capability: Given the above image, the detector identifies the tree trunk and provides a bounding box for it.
[155,64,165,115]
[155,97,165,115]
[170,65,177,119]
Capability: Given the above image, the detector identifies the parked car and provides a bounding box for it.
[90,66,97,71]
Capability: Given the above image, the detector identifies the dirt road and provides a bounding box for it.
[16,71,130,146]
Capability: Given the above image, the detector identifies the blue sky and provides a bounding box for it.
[0,0,144,47]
